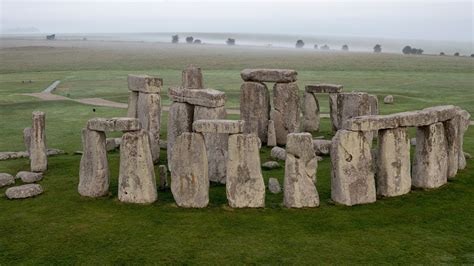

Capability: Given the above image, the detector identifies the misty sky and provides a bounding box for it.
[1,0,473,41]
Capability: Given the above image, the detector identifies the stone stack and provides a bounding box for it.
[29,111,47,172]
[240,69,300,145]
[304,84,343,133]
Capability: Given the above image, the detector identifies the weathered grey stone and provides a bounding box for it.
[368,94,379,140]
[384,95,393,104]
[193,120,245,134]
[305,84,343,94]
[30,111,47,172]
[16,171,43,183]
[159,140,167,149]
[106,138,119,151]
[262,161,280,170]
[182,65,204,89]
[169,87,226,108]
[0,149,64,161]
[343,114,399,132]
[270,146,286,161]
[23,127,32,155]
[159,165,168,190]
[312,139,332,155]
[78,129,109,197]
[0,173,14,187]
[240,82,270,142]
[137,92,161,163]
[336,92,370,131]
[167,102,194,171]
[267,120,277,147]
[444,117,460,178]
[268,178,281,194]
[458,110,471,170]
[422,105,460,122]
[464,152,472,160]
[412,123,448,189]
[331,130,376,206]
[128,74,162,93]
[302,91,320,132]
[170,133,209,208]
[87,117,141,132]
[284,133,319,208]
[272,82,301,145]
[329,93,339,133]
[376,127,411,197]
[241,69,297,83]
[5,184,43,199]
[410,137,417,146]
[126,91,139,118]
[118,129,157,204]
[226,134,265,208]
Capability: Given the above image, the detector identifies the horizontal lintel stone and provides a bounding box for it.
[168,87,226,107]
[305,84,343,94]
[127,74,163,93]
[193,120,245,134]
[87,117,141,132]
[240,69,297,83]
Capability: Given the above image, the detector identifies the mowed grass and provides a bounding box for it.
[0,41,473,264]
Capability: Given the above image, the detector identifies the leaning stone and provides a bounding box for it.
[302,91,320,132]
[267,120,277,147]
[444,117,460,178]
[118,129,157,204]
[30,111,47,172]
[182,65,204,89]
[384,95,393,104]
[167,102,194,171]
[262,161,280,170]
[268,178,281,194]
[158,165,168,190]
[226,134,265,208]
[376,127,411,197]
[170,133,209,208]
[270,146,286,161]
[23,127,32,155]
[272,82,301,145]
[87,117,141,132]
[329,93,339,132]
[331,130,376,206]
[336,92,370,131]
[240,82,270,142]
[126,91,139,118]
[241,69,297,83]
[5,184,43,199]
[305,84,343,94]
[168,87,226,108]
[412,122,448,189]
[312,139,332,155]
[284,133,319,208]
[78,129,109,197]
[16,171,43,183]
[0,173,14,187]
[137,92,161,163]
[193,120,245,134]
[127,74,162,93]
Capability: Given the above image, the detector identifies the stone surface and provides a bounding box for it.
[376,127,411,197]
[368,94,379,140]
[30,111,47,172]
[302,91,320,132]
[126,91,139,118]
[106,138,120,151]
[5,184,43,199]
[444,117,460,178]
[240,82,270,142]
[268,178,281,194]
[312,139,332,155]
[87,117,141,132]
[284,133,319,208]
[78,129,109,197]
[168,87,226,108]
[0,149,64,161]
[193,120,245,134]
[158,165,168,190]
[384,95,394,104]
[170,133,209,208]
[410,138,416,146]
[329,93,339,133]
[226,134,265,208]
[331,130,376,206]
[305,84,343,94]
[412,123,448,189]
[336,92,370,131]
[272,82,301,145]
[127,74,162,93]
[262,161,280,170]
[167,102,194,171]
[0,173,14,187]
[182,65,204,89]
[267,120,277,147]
[458,110,471,170]
[119,129,157,204]
[464,152,472,160]
[270,146,286,161]
[23,127,32,155]
[16,171,43,183]
[241,69,297,83]
[137,92,161,163]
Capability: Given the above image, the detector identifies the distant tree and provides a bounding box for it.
[295,40,305,48]
[440,52,445,56]
[402,45,412,55]
[226,38,235,46]
[314,44,318,49]
[46,34,55,40]
[342,44,349,51]
[172,35,179,44]
[373,44,382,53]
[415,49,423,55]
[321,44,330,50]
[471,54,474,57]
[193,39,202,44]
[186,36,194,44]
[454,52,460,56]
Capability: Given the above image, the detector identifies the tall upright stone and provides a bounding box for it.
[412,122,448,189]
[137,92,161,163]
[376,127,411,197]
[127,91,139,118]
[302,91,320,132]
[226,134,265,208]
[30,111,47,172]
[444,117,460,178]
[267,120,277,147]
[458,110,471,170]
[118,129,157,204]
[284,133,319,208]
[329,93,339,133]
[331,130,376,206]
[336,92,370,131]
[272,82,301,145]
[78,129,109,197]
[240,82,270,142]
[170,133,209,208]
[23,127,32,155]
[167,102,194,171]
[182,65,204,89]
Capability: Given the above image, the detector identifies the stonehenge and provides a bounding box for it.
[304,84,343,133]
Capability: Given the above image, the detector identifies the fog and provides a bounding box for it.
[1,0,472,42]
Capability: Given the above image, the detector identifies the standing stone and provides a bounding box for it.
[412,122,448,189]
[267,120,277,147]
[158,165,168,190]
[127,91,139,118]
[23,127,32,155]
[336,92,370,131]
[272,82,301,145]
[240,82,270,142]
[329,93,339,132]
[303,91,320,132]
[226,134,265,208]
[444,117,460,178]
[331,130,376,206]
[167,102,194,171]
[118,129,157,204]
[284,133,319,208]
[368,94,379,141]
[30,111,47,172]
[376,127,411,197]
[78,129,109,197]
[170,133,209,208]
[0,173,15,187]
[182,65,204,89]
[458,110,471,170]
[268,178,281,194]
[137,92,161,163]
[194,106,227,183]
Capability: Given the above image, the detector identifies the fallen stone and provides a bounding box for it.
[182,65,204,89]
[16,171,43,183]
[137,92,161,162]
[262,161,280,170]
[47,148,65,156]
[168,87,226,108]
[0,173,14,187]
[272,82,301,145]
[305,84,343,94]
[241,69,297,83]
[270,146,286,161]
[127,74,162,93]
[312,139,332,155]
[126,91,139,118]
[87,117,141,132]
[30,111,47,172]
[193,120,245,134]
[384,95,394,104]
[5,184,43,199]
[167,102,194,171]
[240,82,270,142]
[159,165,168,190]
[302,91,320,132]
[268,178,281,194]
[0,151,28,160]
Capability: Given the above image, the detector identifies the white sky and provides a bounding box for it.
[1,0,473,41]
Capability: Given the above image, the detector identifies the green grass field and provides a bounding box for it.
[0,40,473,264]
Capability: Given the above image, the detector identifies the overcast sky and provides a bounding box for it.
[1,0,472,41]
